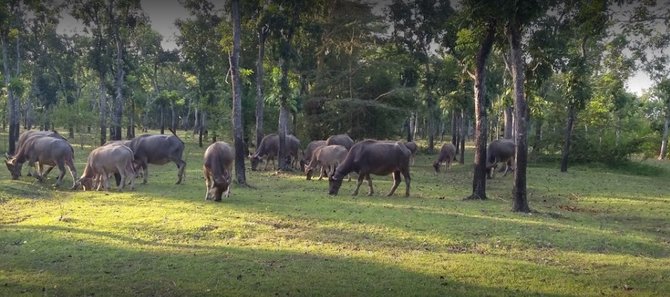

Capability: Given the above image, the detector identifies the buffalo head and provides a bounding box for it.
[208,172,232,201]
[249,154,262,171]
[5,159,20,180]
[328,175,343,196]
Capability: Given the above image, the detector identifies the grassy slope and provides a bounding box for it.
[1,132,668,297]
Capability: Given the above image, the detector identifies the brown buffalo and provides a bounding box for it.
[127,134,186,184]
[300,140,326,171]
[12,130,67,177]
[249,133,300,171]
[305,144,347,180]
[329,139,411,197]
[75,144,136,191]
[487,139,515,179]
[433,143,457,173]
[5,136,77,188]
[325,134,354,150]
[203,141,234,201]
[403,141,418,165]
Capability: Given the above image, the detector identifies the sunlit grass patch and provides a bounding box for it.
[1,132,669,296]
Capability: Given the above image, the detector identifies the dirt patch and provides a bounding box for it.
[558,204,601,214]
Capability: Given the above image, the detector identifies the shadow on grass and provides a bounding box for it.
[0,227,582,297]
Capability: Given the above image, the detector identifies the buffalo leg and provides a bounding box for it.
[37,164,55,179]
[387,171,401,196]
[114,173,122,187]
[365,174,374,196]
[204,173,211,200]
[318,164,327,180]
[66,160,78,189]
[142,163,149,184]
[352,174,366,196]
[33,162,44,182]
[54,162,66,187]
[175,159,186,184]
[402,169,411,197]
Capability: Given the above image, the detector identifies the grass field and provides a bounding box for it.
[1,131,669,296]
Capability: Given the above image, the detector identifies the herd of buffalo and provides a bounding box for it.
[3,130,516,202]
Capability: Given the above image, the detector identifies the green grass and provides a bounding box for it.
[1,131,669,296]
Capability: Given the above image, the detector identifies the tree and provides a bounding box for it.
[70,0,114,145]
[176,0,224,147]
[558,0,608,172]
[266,0,323,171]
[456,0,498,200]
[1,0,24,154]
[230,0,247,185]
[621,1,670,159]
[653,79,670,159]
[503,0,550,213]
[388,0,454,152]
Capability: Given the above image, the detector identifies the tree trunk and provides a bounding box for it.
[127,96,135,139]
[451,108,458,147]
[533,118,542,152]
[193,107,199,134]
[425,62,436,153]
[468,21,496,201]
[454,110,461,155]
[98,77,107,146]
[231,0,247,185]
[560,106,576,172]
[409,112,416,142]
[171,103,176,132]
[659,115,669,160]
[405,116,413,142]
[277,55,292,171]
[277,19,295,171]
[111,40,124,141]
[160,105,165,135]
[508,23,530,213]
[504,106,513,139]
[2,34,19,154]
[459,110,466,165]
[199,111,206,148]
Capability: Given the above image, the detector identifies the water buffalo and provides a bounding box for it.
[300,140,326,171]
[75,144,136,191]
[487,139,515,179]
[403,141,418,165]
[329,139,411,197]
[249,133,300,171]
[5,136,77,188]
[12,130,67,177]
[433,143,457,173]
[127,134,186,184]
[325,134,354,150]
[203,141,234,201]
[105,140,143,185]
[305,144,347,180]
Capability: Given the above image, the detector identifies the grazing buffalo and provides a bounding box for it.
[325,134,354,150]
[305,144,347,180]
[75,144,136,191]
[329,139,411,197]
[403,141,418,165]
[127,134,186,184]
[433,143,457,173]
[249,133,300,171]
[12,130,67,177]
[203,141,234,201]
[300,140,326,171]
[5,136,77,188]
[486,139,515,179]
